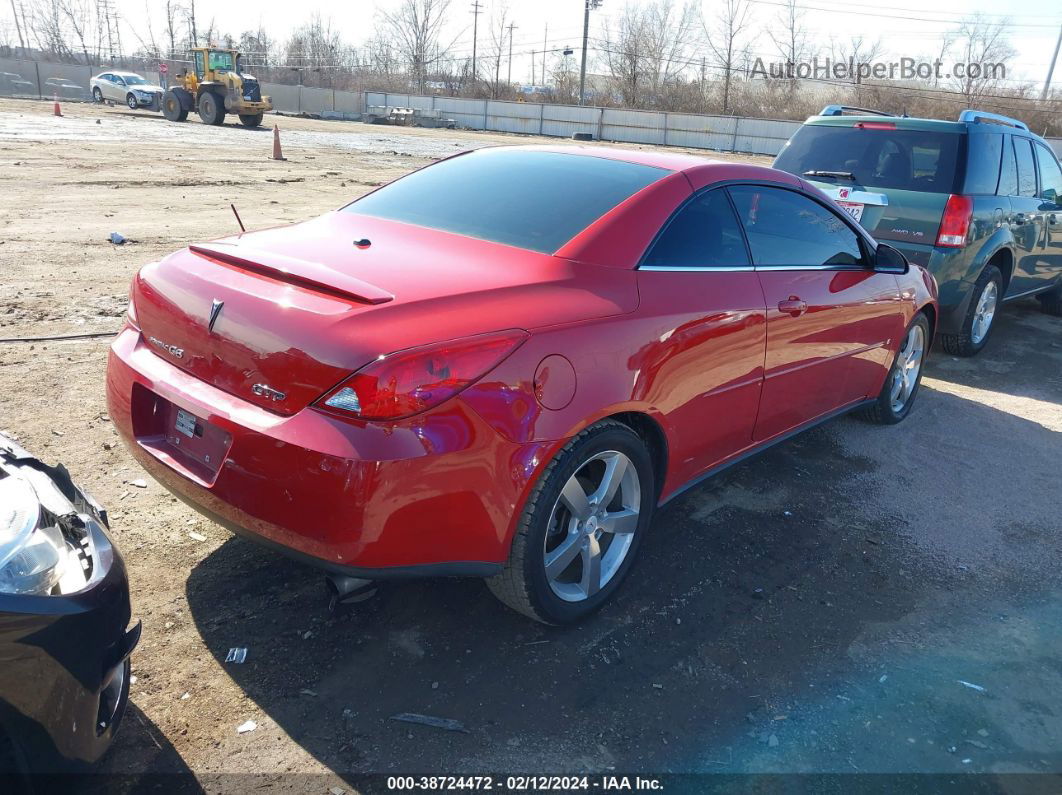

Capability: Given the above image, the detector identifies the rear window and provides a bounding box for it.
[344,150,669,254]
[775,125,963,193]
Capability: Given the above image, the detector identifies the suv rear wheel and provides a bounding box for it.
[940,264,1002,357]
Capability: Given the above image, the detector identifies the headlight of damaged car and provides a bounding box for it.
[0,475,69,595]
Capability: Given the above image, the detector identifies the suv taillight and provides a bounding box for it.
[936,194,974,248]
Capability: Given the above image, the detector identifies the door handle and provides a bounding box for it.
[778,297,808,317]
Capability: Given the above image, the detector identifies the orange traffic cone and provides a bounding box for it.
[53,94,62,117]
[272,124,286,161]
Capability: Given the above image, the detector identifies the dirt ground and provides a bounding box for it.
[2,97,1061,791]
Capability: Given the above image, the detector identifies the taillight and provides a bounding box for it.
[854,121,896,129]
[317,330,529,421]
[126,294,139,329]
[936,194,973,248]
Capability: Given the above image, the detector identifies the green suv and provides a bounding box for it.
[775,106,1062,355]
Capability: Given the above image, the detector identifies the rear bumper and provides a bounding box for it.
[0,519,138,775]
[106,326,550,574]
[888,241,974,335]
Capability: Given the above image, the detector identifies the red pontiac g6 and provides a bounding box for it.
[107,146,938,624]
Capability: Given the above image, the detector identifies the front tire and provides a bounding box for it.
[487,420,655,624]
[162,90,188,121]
[92,86,103,103]
[859,312,930,425]
[238,113,264,128]
[197,91,225,125]
[125,93,138,110]
[940,264,1002,356]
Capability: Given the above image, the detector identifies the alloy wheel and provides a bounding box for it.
[889,323,926,413]
[543,451,641,603]
[971,281,998,345]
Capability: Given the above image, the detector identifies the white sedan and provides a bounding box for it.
[90,71,163,110]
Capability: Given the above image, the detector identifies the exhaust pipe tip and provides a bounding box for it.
[325,574,377,613]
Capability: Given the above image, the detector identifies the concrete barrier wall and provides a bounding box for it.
[1,57,1060,158]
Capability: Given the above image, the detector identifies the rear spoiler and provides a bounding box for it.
[818,187,889,207]
[189,243,394,305]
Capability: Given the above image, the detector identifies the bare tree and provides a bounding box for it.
[601,4,651,106]
[767,0,810,97]
[704,0,752,114]
[641,0,698,106]
[378,0,454,92]
[484,1,511,99]
[162,0,180,57]
[602,0,698,109]
[28,0,74,60]
[947,14,1015,105]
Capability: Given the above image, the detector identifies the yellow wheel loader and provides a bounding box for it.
[162,47,272,128]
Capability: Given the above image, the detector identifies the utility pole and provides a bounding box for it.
[470,1,483,88]
[578,0,602,106]
[1043,24,1062,102]
[8,0,25,54]
[531,49,536,85]
[542,23,547,88]
[506,22,517,86]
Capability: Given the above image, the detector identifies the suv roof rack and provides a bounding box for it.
[957,109,1029,131]
[819,105,896,117]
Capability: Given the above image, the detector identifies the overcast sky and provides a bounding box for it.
[8,0,1062,88]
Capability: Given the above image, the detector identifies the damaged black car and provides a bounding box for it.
[0,434,139,783]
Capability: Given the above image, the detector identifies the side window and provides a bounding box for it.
[1014,138,1038,198]
[1034,143,1062,205]
[963,133,1003,195]
[194,52,205,79]
[728,186,865,267]
[642,189,750,269]
[997,136,1018,196]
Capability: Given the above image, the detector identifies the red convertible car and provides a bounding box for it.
[107,146,937,624]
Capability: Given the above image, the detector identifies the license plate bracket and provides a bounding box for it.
[175,408,197,438]
[836,201,864,223]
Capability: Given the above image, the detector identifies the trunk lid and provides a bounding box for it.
[132,212,637,415]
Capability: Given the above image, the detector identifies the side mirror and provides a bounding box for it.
[874,243,909,274]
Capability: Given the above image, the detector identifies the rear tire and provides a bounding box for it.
[197,91,225,125]
[859,312,930,425]
[1037,283,1062,317]
[162,90,188,121]
[238,113,264,128]
[486,420,655,625]
[939,264,1002,357]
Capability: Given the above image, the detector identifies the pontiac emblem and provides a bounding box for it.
[208,299,224,333]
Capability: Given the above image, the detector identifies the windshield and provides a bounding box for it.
[208,51,235,71]
[344,150,669,254]
[775,125,963,193]
[123,75,148,85]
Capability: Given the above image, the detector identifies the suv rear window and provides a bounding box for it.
[775,125,963,194]
[345,150,669,254]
